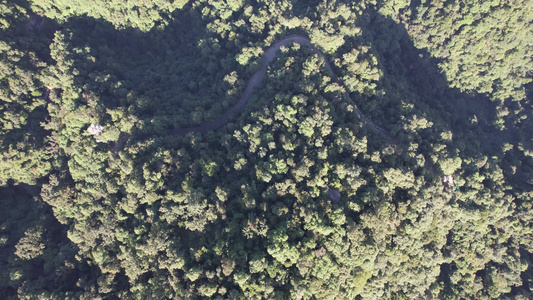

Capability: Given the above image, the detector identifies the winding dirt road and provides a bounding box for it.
[168,34,392,140]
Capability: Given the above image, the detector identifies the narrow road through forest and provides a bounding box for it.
[168,35,392,140]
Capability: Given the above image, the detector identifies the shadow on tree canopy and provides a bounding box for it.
[13,2,532,298]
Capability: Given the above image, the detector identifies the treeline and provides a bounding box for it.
[0,0,532,299]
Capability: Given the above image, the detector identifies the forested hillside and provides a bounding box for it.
[1,0,532,299]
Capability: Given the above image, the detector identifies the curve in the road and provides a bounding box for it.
[168,34,392,140]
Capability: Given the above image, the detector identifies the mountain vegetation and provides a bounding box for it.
[1,0,532,298]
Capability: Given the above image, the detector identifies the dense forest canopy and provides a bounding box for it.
[1,0,532,299]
